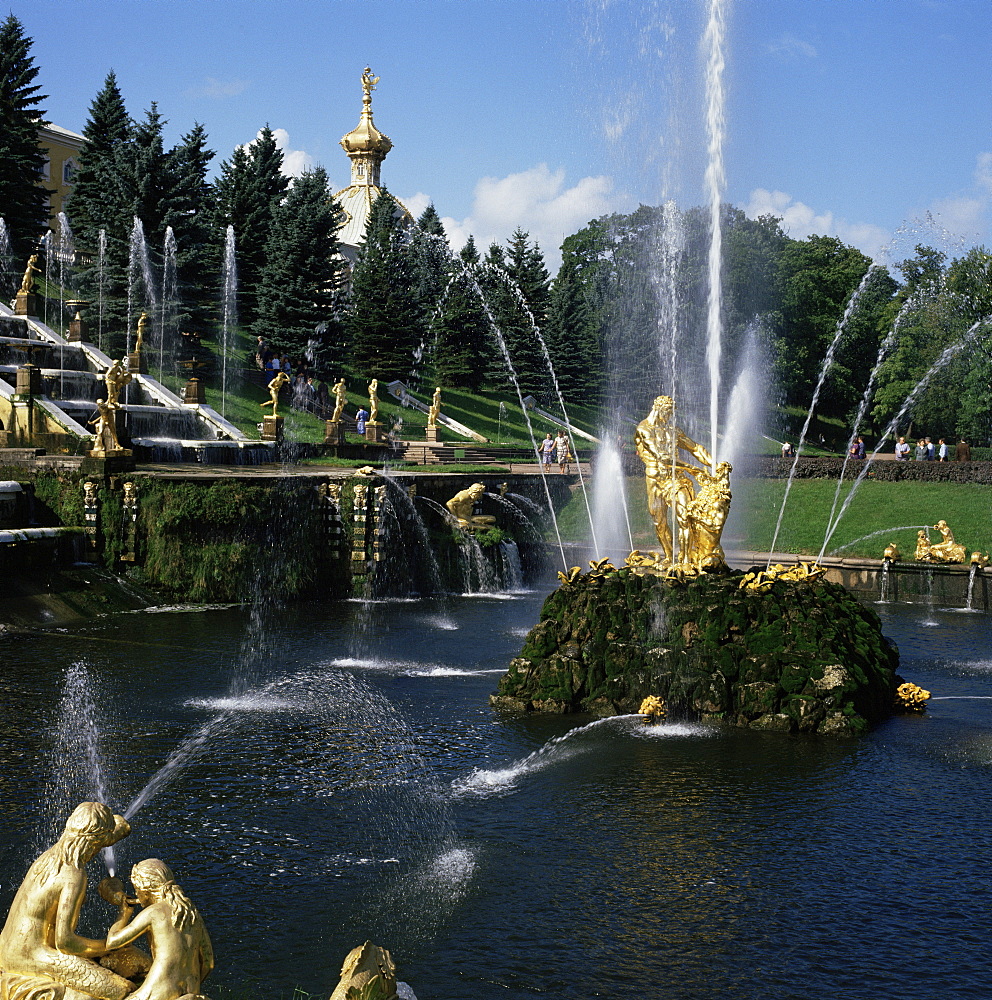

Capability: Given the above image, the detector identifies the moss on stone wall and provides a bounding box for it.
[493,569,901,735]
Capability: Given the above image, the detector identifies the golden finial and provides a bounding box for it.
[361,67,379,106]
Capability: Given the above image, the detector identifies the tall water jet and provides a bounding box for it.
[703,0,728,468]
[590,439,634,559]
[221,225,238,419]
[97,229,106,352]
[493,265,598,552]
[767,264,883,564]
[0,217,10,299]
[160,226,179,382]
[128,217,157,355]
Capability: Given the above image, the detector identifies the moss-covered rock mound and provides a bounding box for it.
[492,569,900,736]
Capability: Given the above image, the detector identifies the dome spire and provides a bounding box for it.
[340,66,392,188]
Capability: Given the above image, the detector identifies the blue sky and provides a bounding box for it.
[11,0,992,270]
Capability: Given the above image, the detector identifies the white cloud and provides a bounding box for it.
[766,33,817,60]
[927,195,985,240]
[745,188,890,259]
[436,163,628,271]
[922,152,992,245]
[267,128,315,178]
[399,192,431,220]
[973,152,992,193]
[185,77,249,99]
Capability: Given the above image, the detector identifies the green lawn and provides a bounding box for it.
[183,327,601,450]
[555,475,992,560]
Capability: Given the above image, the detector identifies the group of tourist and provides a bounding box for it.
[894,436,970,461]
[539,430,572,473]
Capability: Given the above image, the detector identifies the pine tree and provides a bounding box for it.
[212,126,288,327]
[410,203,449,324]
[480,230,551,397]
[252,167,346,371]
[348,191,423,381]
[166,122,215,336]
[65,71,134,346]
[66,71,131,239]
[546,233,604,403]
[430,236,490,390]
[0,14,49,268]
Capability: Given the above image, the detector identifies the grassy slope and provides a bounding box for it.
[189,328,601,448]
[555,475,992,560]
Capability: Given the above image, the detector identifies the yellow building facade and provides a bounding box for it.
[37,122,85,225]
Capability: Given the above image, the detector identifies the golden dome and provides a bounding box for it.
[340,66,392,158]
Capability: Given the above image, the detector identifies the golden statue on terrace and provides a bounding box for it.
[19,255,39,295]
[331,378,347,423]
[261,371,291,418]
[428,386,442,429]
[105,359,132,409]
[368,379,379,424]
[446,483,496,531]
[915,520,967,563]
[0,804,215,1000]
[634,395,732,571]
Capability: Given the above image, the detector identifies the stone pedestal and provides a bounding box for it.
[183,378,206,404]
[67,312,85,343]
[13,292,37,317]
[323,420,344,445]
[425,426,439,443]
[15,364,42,398]
[80,453,135,475]
[261,415,284,441]
[365,422,383,443]
[128,350,147,374]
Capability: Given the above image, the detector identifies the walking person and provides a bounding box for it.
[554,429,569,474]
[938,438,948,462]
[955,438,971,461]
[539,432,554,469]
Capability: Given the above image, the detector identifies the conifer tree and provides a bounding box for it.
[252,167,346,371]
[165,122,215,336]
[211,126,289,327]
[0,14,49,268]
[480,231,551,397]
[546,234,604,402]
[348,191,423,381]
[410,203,449,324]
[65,71,134,344]
[430,236,489,390]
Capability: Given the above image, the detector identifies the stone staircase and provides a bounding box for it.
[399,442,535,465]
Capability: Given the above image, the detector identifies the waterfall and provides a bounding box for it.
[221,225,238,419]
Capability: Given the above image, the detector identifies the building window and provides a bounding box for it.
[63,159,77,185]
[40,155,51,181]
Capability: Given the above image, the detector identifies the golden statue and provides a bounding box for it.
[0,802,134,1000]
[261,371,291,418]
[894,682,931,712]
[101,859,213,1000]
[368,379,379,424]
[683,461,733,569]
[446,483,496,531]
[915,521,967,563]
[105,360,132,409]
[331,378,347,423]
[883,542,901,561]
[134,313,148,354]
[330,941,397,1000]
[427,387,441,429]
[89,398,125,454]
[19,255,39,295]
[634,395,729,570]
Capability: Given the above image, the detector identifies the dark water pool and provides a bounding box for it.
[1,592,990,999]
